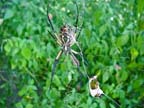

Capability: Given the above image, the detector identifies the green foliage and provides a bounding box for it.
[0,0,144,108]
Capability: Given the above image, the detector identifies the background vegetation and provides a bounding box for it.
[0,0,144,108]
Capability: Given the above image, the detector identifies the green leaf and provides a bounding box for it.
[4,9,14,19]
[4,40,13,54]
[18,87,27,96]
[137,0,144,13]
[17,25,23,36]
[53,75,62,87]
[109,103,115,108]
[137,35,144,55]
[21,47,31,60]
[130,48,139,61]
[10,59,17,69]
[99,24,107,36]
[29,79,34,85]
[121,71,128,81]
[133,79,143,89]
[87,97,92,105]
[119,89,125,99]
[21,59,27,68]
[26,104,33,108]
[99,99,106,108]
[116,35,129,47]
[103,71,109,83]
[15,102,23,108]
[50,88,60,99]
[28,85,37,90]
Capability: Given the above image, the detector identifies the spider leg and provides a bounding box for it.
[70,51,79,67]
[71,48,88,66]
[47,5,55,32]
[74,2,79,33]
[70,51,87,90]
[70,51,84,78]
[76,22,84,40]
[49,49,63,91]
[71,49,79,55]
[47,5,59,41]
[47,30,56,40]
[75,42,83,61]
[74,2,83,40]
[74,43,89,79]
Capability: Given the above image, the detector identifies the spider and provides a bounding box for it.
[47,2,85,90]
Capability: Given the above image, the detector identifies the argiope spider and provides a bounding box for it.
[47,2,85,90]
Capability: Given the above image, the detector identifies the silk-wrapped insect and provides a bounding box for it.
[89,76,104,97]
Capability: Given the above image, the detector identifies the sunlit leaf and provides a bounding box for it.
[54,75,62,87]
[4,9,14,19]
[4,40,13,54]
[26,104,33,108]
[102,71,109,83]
[21,47,31,60]
[130,48,139,61]
[116,35,129,47]
[121,71,128,81]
